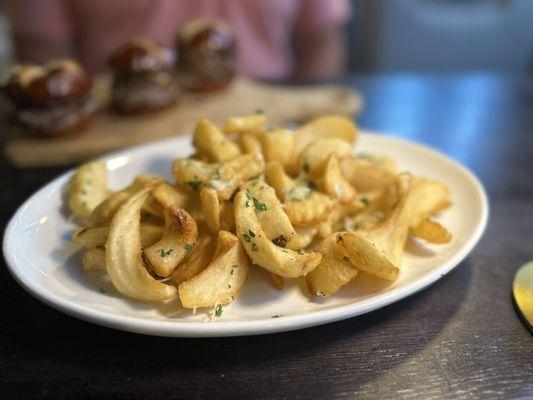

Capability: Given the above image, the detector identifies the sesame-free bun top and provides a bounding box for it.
[109,37,176,75]
[3,59,92,108]
[177,19,236,55]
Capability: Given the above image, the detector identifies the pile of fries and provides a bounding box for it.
[68,114,452,311]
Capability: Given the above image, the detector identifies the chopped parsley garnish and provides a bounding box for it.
[214,305,223,317]
[297,249,305,255]
[159,249,174,257]
[248,229,256,238]
[184,243,193,253]
[271,315,282,318]
[242,233,251,242]
[253,197,267,211]
[255,108,264,114]
[99,287,106,294]
[303,162,310,173]
[342,256,350,263]
[251,243,258,251]
[187,180,202,190]
[361,197,370,206]
[227,284,232,289]
[285,186,312,201]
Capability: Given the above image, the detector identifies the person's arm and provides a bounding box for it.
[4,0,75,63]
[293,0,351,80]
[294,26,347,79]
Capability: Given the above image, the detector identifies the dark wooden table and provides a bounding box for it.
[1,74,532,400]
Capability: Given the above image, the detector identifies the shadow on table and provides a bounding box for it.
[1,259,473,398]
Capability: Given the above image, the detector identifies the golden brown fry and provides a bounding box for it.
[234,188,321,277]
[265,161,336,226]
[260,129,295,170]
[215,154,264,199]
[340,157,396,192]
[73,224,163,249]
[340,174,452,280]
[219,201,235,232]
[172,159,218,190]
[91,174,162,226]
[289,227,318,249]
[106,186,177,301]
[264,161,295,199]
[241,180,297,245]
[284,191,336,227]
[306,233,357,297]
[410,218,452,244]
[318,154,357,203]
[173,154,264,200]
[82,246,106,271]
[72,226,109,248]
[317,193,370,238]
[200,187,221,234]
[294,115,357,157]
[142,195,164,218]
[299,138,352,176]
[153,183,191,209]
[193,118,241,162]
[356,152,397,173]
[68,160,110,223]
[238,132,263,156]
[178,231,249,308]
[139,224,165,247]
[144,206,198,277]
[223,114,266,134]
[170,235,217,285]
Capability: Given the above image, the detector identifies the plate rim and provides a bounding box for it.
[3,131,489,337]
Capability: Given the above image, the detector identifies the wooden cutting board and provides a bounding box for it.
[3,76,363,168]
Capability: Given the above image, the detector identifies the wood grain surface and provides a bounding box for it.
[2,77,362,167]
[0,74,532,400]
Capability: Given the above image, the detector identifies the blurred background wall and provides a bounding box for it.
[0,0,532,75]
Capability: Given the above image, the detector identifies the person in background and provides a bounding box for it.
[4,0,351,80]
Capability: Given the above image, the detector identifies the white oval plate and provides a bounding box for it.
[3,131,488,337]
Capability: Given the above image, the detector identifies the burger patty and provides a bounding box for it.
[112,72,178,113]
[14,99,96,137]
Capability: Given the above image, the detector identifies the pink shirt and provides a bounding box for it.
[6,0,351,78]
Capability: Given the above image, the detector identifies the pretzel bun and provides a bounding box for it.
[1,59,95,137]
[177,19,237,91]
[109,37,176,75]
[4,59,91,108]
